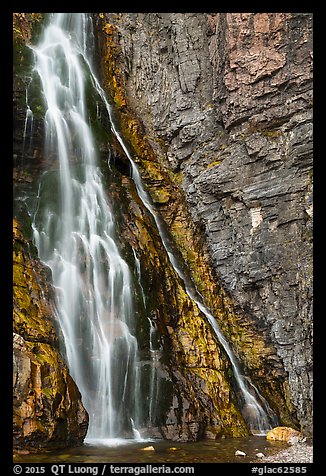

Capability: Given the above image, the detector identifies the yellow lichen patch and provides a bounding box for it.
[13,219,59,351]
[207,160,222,168]
[103,22,115,36]
[150,188,171,204]
[26,341,67,398]
[13,13,43,44]
[111,75,127,109]
[137,225,159,261]
[260,128,283,138]
[138,159,166,181]
[123,121,154,161]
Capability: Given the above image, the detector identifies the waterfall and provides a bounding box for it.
[29,12,277,440]
[31,13,143,440]
[21,82,34,168]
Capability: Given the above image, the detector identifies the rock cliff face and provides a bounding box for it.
[95,13,313,435]
[13,220,89,450]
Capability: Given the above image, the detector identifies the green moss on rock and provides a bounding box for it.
[101,167,248,439]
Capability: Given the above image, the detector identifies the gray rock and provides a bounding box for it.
[235,450,246,456]
[99,12,313,436]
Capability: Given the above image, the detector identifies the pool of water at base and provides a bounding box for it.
[14,436,289,463]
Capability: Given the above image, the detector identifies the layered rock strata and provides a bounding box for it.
[95,12,313,435]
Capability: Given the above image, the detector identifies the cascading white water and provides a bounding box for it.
[132,248,160,426]
[21,83,34,168]
[30,12,277,439]
[31,13,144,440]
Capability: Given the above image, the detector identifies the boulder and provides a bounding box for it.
[235,450,246,456]
[266,426,303,444]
